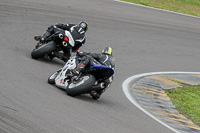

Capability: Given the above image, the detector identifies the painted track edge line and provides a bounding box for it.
[114,0,200,19]
[122,71,200,133]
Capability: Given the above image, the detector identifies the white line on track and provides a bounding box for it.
[114,0,200,19]
[122,71,200,133]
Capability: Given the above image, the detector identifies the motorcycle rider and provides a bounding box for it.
[34,21,88,62]
[69,47,115,99]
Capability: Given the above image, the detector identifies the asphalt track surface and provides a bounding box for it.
[0,0,200,133]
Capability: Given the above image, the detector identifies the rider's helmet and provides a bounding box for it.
[77,21,88,32]
[102,47,113,56]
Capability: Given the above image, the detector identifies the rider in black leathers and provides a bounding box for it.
[34,21,88,61]
[70,47,115,99]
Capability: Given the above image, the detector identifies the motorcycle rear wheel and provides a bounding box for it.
[66,74,96,96]
[31,41,56,59]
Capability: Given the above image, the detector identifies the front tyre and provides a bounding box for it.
[66,74,96,97]
[48,72,59,85]
[31,41,56,59]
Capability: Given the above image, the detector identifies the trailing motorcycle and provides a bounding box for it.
[48,55,114,99]
[31,27,72,61]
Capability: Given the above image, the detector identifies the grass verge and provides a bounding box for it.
[165,85,200,126]
[121,0,200,17]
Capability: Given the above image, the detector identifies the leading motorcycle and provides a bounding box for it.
[48,55,114,99]
[31,27,72,61]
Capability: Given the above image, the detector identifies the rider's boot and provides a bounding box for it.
[34,35,46,44]
[34,36,41,41]
[41,31,51,40]
[34,36,44,48]
[39,31,50,43]
[34,31,51,43]
[90,90,100,100]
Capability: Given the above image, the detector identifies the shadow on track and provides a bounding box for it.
[30,56,65,66]
[48,85,113,104]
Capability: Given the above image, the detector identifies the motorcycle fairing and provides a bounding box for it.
[55,56,76,89]
[88,64,114,83]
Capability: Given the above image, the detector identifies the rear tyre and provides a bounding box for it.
[66,74,96,97]
[31,41,56,59]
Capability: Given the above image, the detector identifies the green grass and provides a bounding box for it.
[165,85,200,126]
[122,0,200,17]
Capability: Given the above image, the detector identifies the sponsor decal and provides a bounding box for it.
[60,78,63,83]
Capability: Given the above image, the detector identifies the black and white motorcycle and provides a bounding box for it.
[31,27,73,61]
[48,55,114,99]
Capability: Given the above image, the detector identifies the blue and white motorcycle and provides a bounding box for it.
[48,55,114,99]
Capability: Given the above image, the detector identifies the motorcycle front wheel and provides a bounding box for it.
[66,74,96,96]
[31,41,56,59]
[48,72,59,85]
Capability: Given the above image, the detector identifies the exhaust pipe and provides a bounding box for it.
[59,34,63,39]
[100,83,106,88]
[63,41,68,47]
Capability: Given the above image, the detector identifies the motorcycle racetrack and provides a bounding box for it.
[0,0,200,133]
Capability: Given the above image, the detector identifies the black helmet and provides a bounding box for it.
[102,47,113,56]
[77,21,88,32]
